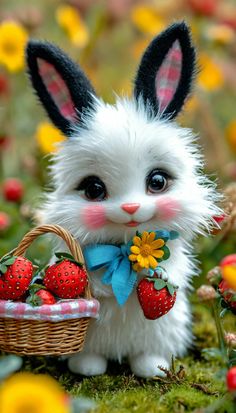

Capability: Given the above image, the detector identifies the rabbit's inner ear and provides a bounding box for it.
[155,40,182,114]
[37,58,77,121]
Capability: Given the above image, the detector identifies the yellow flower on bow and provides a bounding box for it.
[129,231,165,271]
[0,21,28,72]
[0,372,70,413]
[35,121,65,154]
[56,5,89,48]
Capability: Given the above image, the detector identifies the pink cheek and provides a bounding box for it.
[156,197,181,221]
[81,204,107,230]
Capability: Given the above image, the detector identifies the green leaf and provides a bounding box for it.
[161,245,170,261]
[220,308,228,318]
[167,284,175,295]
[55,252,83,267]
[202,347,223,361]
[0,254,12,263]
[0,264,7,274]
[29,283,46,293]
[153,279,166,290]
[26,295,42,307]
[55,251,75,260]
[2,257,16,266]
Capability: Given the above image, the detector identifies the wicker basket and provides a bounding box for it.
[0,224,97,356]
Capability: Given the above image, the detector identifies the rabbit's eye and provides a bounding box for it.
[146,170,170,194]
[77,176,107,201]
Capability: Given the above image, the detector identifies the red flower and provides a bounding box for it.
[2,178,24,203]
[0,211,11,231]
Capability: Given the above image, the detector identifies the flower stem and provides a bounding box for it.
[212,302,228,365]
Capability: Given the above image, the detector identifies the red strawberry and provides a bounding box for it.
[218,279,236,311]
[0,256,33,300]
[226,366,236,393]
[27,287,56,306]
[2,178,24,203]
[220,254,236,268]
[43,253,88,299]
[137,276,177,320]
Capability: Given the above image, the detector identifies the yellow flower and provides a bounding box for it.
[129,231,165,271]
[222,265,236,291]
[0,21,28,72]
[36,121,66,154]
[206,24,235,45]
[0,372,70,413]
[226,120,236,153]
[56,5,89,48]
[198,54,224,92]
[131,6,165,36]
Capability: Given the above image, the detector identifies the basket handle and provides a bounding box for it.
[13,224,92,299]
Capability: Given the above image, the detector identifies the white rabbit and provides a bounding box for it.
[26,22,220,377]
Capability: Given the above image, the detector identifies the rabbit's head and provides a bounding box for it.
[26,22,220,246]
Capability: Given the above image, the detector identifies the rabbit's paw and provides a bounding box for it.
[129,354,169,378]
[68,353,107,376]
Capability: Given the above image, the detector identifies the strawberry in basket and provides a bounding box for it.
[43,252,88,299]
[0,255,33,300]
[0,225,99,357]
[27,283,57,306]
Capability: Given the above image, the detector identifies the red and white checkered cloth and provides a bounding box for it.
[0,298,100,322]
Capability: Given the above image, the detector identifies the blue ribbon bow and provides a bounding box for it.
[83,230,179,306]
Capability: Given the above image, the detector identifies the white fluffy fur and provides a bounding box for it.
[39,97,220,377]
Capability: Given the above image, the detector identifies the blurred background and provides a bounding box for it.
[0,0,236,277]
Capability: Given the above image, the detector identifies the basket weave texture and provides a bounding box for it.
[0,224,95,356]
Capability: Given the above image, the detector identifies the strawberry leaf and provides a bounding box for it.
[167,284,175,295]
[161,245,170,261]
[153,279,166,290]
[55,252,75,260]
[2,257,16,266]
[55,252,83,267]
[0,254,11,264]
[0,264,7,274]
[26,294,42,307]
[29,283,46,293]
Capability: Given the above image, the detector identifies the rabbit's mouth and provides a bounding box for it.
[125,221,140,227]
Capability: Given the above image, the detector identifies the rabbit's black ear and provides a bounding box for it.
[134,22,196,120]
[26,41,96,136]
